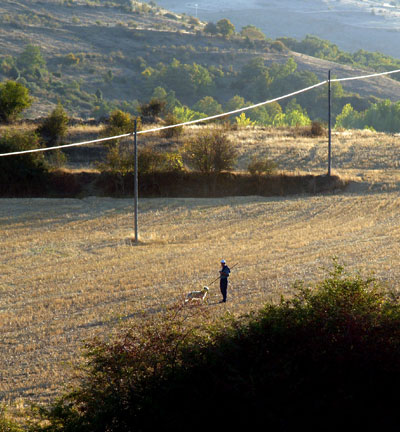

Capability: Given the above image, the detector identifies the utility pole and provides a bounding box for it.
[134,119,138,243]
[328,70,332,177]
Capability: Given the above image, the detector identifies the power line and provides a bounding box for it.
[1,68,400,158]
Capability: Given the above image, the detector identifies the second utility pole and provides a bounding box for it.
[134,119,138,243]
[328,70,332,177]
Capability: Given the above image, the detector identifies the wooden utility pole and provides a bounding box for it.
[134,119,138,243]
[328,70,332,176]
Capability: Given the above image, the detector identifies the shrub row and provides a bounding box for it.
[0,171,345,198]
[31,263,400,431]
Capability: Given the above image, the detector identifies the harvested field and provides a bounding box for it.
[1,190,400,404]
[1,127,400,406]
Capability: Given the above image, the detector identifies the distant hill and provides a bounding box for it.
[156,0,400,58]
[1,0,400,119]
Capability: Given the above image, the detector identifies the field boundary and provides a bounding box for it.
[0,170,347,198]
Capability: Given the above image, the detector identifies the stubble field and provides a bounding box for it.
[1,128,400,407]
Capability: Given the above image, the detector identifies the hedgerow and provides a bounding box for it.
[32,262,400,431]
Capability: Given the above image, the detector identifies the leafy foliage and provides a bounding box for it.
[160,113,183,138]
[240,25,266,41]
[0,130,48,193]
[138,148,184,174]
[0,80,32,123]
[103,109,141,139]
[193,96,222,116]
[235,112,256,128]
[16,45,47,80]
[37,103,69,146]
[335,100,400,132]
[279,35,400,82]
[216,18,235,38]
[183,128,237,173]
[139,98,166,122]
[32,262,400,431]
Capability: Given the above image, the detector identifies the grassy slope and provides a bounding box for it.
[1,0,400,117]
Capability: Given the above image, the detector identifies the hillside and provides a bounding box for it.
[1,0,400,119]
[157,0,400,58]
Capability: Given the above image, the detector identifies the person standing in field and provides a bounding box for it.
[219,259,230,303]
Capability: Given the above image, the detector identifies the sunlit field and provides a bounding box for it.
[1,128,400,406]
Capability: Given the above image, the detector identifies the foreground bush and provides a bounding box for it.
[33,262,400,431]
[0,130,48,195]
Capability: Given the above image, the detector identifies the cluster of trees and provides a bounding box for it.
[2,37,397,131]
[335,100,400,132]
[98,109,278,182]
[141,56,328,125]
[278,35,400,81]
[0,78,71,189]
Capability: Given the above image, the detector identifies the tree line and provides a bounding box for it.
[2,38,398,129]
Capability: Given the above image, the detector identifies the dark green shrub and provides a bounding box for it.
[16,44,47,79]
[203,21,218,35]
[139,148,184,173]
[37,103,69,147]
[271,40,286,52]
[32,262,400,431]
[0,80,32,123]
[103,109,141,142]
[183,128,237,173]
[216,18,235,38]
[0,130,48,195]
[139,98,166,122]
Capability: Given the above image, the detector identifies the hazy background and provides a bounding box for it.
[155,0,400,57]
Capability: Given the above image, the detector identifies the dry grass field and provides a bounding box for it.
[1,127,400,408]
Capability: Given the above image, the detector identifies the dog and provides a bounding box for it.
[184,286,209,303]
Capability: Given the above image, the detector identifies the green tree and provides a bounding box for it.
[139,98,166,122]
[173,106,206,122]
[240,25,266,40]
[248,102,282,125]
[161,113,183,138]
[235,112,256,128]
[193,96,222,116]
[225,95,246,112]
[1,56,19,79]
[0,130,48,193]
[37,103,69,146]
[203,21,218,34]
[0,80,32,123]
[184,128,237,173]
[16,44,47,78]
[216,18,235,38]
[104,109,140,139]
